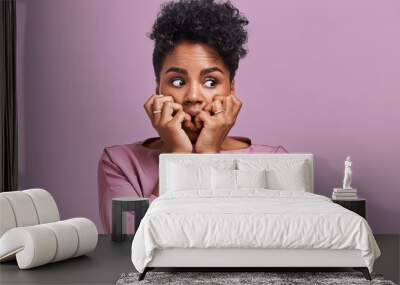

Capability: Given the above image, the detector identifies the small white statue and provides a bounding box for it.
[342,156,352,189]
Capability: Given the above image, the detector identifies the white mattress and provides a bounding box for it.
[131,189,381,273]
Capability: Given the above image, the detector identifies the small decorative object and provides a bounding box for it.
[332,156,358,200]
[342,156,352,189]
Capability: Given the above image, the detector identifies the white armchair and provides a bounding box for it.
[0,188,97,269]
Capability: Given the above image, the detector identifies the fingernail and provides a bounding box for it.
[156,94,164,97]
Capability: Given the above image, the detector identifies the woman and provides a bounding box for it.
[98,0,287,233]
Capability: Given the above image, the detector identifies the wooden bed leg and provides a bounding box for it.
[138,268,148,281]
[354,267,372,280]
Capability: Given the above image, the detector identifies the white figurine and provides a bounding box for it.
[342,156,352,189]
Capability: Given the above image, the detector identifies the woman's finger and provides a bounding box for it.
[144,94,164,118]
[194,110,212,129]
[230,94,242,118]
[170,109,190,127]
[213,95,225,102]
[223,95,233,118]
[160,102,183,125]
[211,95,234,117]
[204,101,213,112]
[212,100,224,116]
[152,96,174,125]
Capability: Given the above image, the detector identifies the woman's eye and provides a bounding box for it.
[204,79,217,88]
[170,78,217,88]
[171,78,184,87]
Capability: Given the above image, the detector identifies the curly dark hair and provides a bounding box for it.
[148,0,249,83]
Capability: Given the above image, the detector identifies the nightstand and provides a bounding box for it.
[332,198,366,218]
[112,197,149,242]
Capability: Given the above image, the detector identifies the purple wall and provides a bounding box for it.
[16,0,400,233]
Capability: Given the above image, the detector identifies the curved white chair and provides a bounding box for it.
[0,189,98,269]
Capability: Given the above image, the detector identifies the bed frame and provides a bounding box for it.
[139,153,371,280]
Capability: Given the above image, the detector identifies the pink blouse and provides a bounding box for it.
[97,136,288,233]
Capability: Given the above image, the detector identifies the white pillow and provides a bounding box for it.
[237,159,308,191]
[211,168,268,190]
[236,169,268,189]
[211,168,237,190]
[266,163,307,191]
[211,159,237,171]
[167,163,212,191]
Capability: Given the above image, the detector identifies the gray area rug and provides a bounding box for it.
[116,271,396,285]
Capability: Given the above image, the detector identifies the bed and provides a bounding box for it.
[131,153,381,281]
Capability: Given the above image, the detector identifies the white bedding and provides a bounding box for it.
[131,189,381,273]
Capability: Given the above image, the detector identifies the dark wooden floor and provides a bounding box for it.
[0,234,398,285]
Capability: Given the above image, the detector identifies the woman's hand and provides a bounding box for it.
[193,94,242,153]
[144,94,193,153]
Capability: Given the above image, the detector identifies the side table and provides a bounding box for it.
[112,197,149,242]
[332,198,366,218]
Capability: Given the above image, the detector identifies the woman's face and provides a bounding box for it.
[156,41,235,142]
